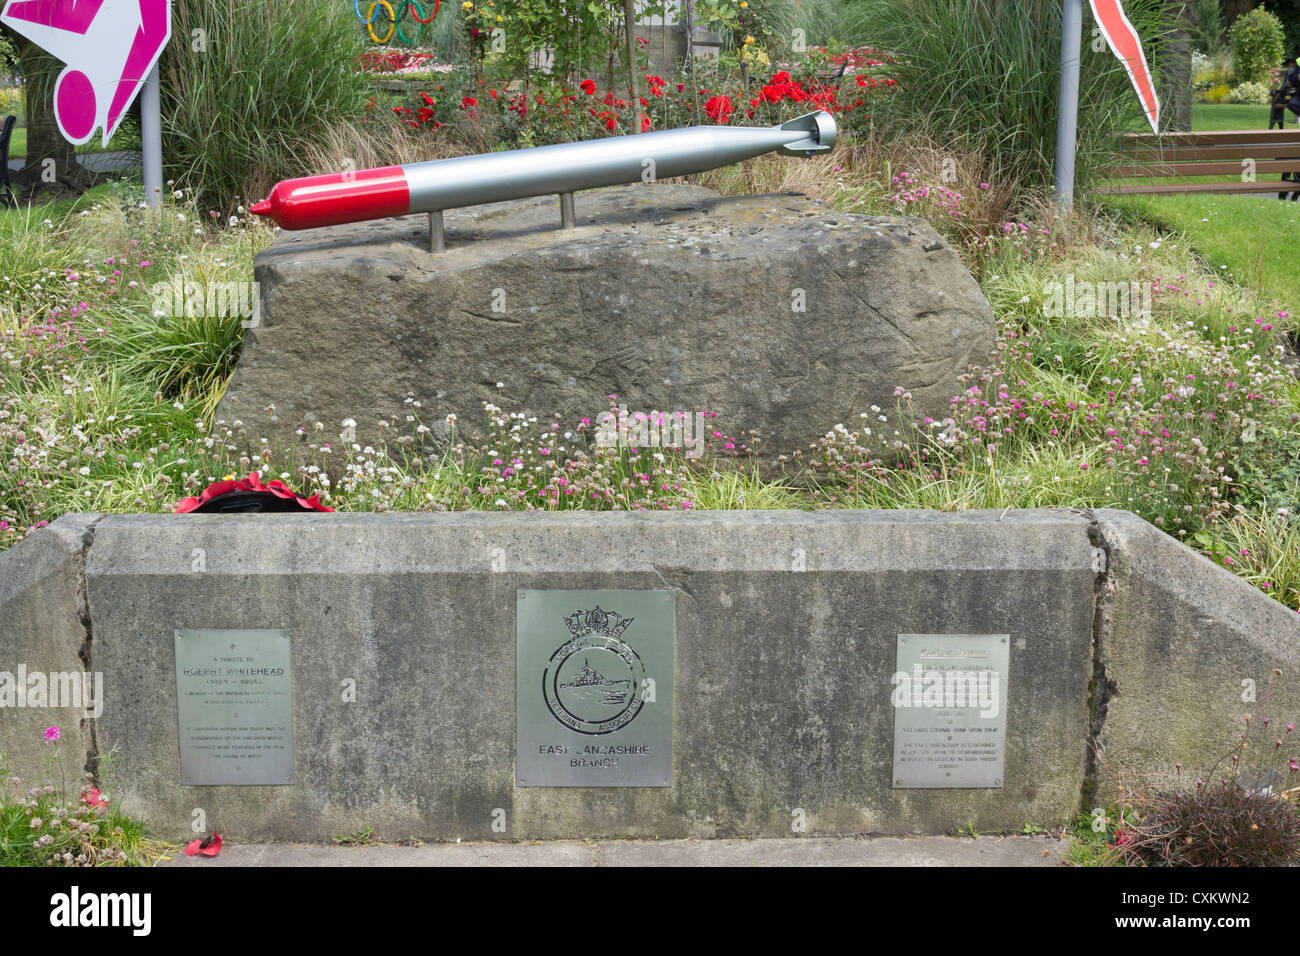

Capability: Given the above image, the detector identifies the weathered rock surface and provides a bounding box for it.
[216,183,995,460]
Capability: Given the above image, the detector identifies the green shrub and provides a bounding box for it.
[853,0,1177,193]
[0,84,21,120]
[1229,5,1286,85]
[158,0,372,208]
[1226,80,1273,104]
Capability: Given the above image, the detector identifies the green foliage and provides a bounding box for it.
[331,825,376,846]
[1194,0,1226,55]
[159,0,372,208]
[1065,808,1126,866]
[1230,4,1287,84]
[0,28,18,77]
[468,0,666,87]
[0,747,169,867]
[853,0,1178,192]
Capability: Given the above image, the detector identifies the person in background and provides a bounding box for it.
[1274,57,1299,199]
[1270,57,1297,129]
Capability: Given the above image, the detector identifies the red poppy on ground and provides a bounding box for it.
[184,833,223,857]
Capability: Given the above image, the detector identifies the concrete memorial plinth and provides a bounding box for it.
[215,183,995,460]
[2,508,1297,842]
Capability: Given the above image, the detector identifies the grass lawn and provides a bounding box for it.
[0,182,119,225]
[1191,103,1293,132]
[6,122,140,161]
[1100,104,1300,315]
[1103,192,1300,312]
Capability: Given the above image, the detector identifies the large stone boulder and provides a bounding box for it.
[217,183,995,460]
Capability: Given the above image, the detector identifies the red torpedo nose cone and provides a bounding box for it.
[249,167,412,230]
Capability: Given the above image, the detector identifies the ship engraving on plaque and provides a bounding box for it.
[518,590,674,787]
[544,607,645,735]
[891,633,1009,789]
[174,628,295,786]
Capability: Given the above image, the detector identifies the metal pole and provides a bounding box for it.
[1054,0,1083,208]
[141,62,163,208]
[559,192,576,229]
[429,210,446,252]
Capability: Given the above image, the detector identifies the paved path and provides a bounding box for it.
[7,150,141,173]
[161,835,1068,867]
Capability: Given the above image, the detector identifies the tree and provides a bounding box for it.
[0,26,98,200]
[1230,4,1286,82]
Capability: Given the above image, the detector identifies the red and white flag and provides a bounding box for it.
[1089,0,1160,133]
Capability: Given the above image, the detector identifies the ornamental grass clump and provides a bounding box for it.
[1111,674,1300,867]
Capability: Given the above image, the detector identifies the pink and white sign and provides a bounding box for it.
[0,0,172,146]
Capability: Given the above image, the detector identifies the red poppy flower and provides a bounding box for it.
[82,787,108,809]
[580,79,596,95]
[640,115,652,132]
[184,833,223,857]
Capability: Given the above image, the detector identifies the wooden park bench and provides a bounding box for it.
[1100,128,1300,195]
